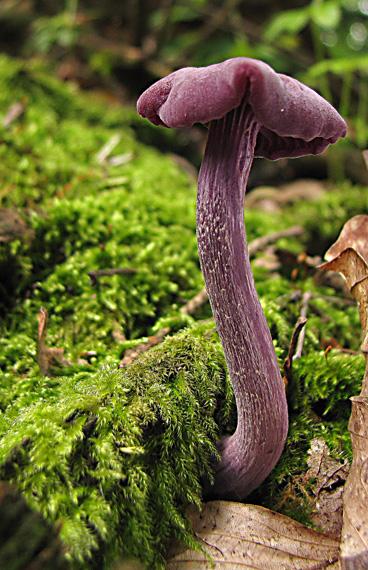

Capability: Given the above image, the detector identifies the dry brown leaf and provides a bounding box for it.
[339,395,368,570]
[165,501,340,569]
[325,215,368,265]
[305,438,349,539]
[320,216,368,568]
[320,248,368,339]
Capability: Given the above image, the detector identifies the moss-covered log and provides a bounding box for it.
[0,325,234,569]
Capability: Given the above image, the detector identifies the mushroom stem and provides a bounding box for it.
[197,101,288,500]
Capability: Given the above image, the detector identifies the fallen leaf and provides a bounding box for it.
[320,215,368,568]
[165,501,340,569]
[339,396,368,570]
[305,437,349,539]
[320,248,368,339]
[325,215,368,265]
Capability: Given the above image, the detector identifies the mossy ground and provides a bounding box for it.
[0,54,366,567]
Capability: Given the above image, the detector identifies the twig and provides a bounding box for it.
[119,291,213,367]
[180,288,209,316]
[293,291,313,360]
[119,291,211,368]
[119,327,170,368]
[277,290,355,306]
[109,152,133,166]
[95,133,121,164]
[248,226,304,257]
[88,268,138,286]
[3,97,27,128]
[316,294,355,306]
[283,316,308,385]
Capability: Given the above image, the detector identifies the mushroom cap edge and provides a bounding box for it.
[137,57,347,160]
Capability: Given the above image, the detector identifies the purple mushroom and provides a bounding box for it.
[137,58,347,501]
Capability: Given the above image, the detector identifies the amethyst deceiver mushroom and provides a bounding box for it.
[137,58,347,501]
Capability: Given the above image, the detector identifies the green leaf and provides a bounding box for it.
[304,55,368,79]
[310,0,341,29]
[264,9,310,41]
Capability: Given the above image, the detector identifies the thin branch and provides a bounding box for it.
[95,134,121,164]
[180,288,209,316]
[88,268,137,286]
[3,97,27,128]
[119,291,214,368]
[283,316,308,385]
[119,327,170,368]
[294,291,313,360]
[277,290,355,306]
[248,226,304,257]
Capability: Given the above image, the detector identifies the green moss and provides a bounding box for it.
[0,54,200,345]
[0,51,368,565]
[0,325,234,569]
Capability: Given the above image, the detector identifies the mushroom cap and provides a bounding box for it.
[137,58,347,160]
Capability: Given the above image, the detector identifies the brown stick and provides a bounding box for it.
[283,316,308,385]
[248,226,304,257]
[180,288,209,316]
[3,97,27,128]
[88,268,137,286]
[294,291,313,359]
[119,327,170,368]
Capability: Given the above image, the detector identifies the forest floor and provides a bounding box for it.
[0,52,367,569]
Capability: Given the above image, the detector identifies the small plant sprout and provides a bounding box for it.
[137,57,347,500]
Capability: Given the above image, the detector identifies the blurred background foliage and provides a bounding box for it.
[1,0,368,149]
